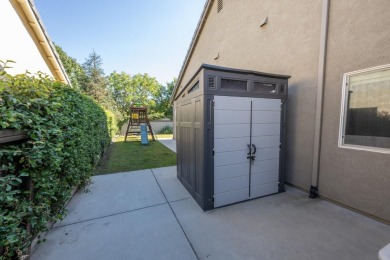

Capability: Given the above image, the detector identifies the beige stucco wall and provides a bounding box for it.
[0,0,53,77]
[178,0,390,221]
[179,0,323,191]
[319,0,390,221]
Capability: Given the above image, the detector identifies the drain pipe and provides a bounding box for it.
[310,0,330,199]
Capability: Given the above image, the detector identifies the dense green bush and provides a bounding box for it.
[0,71,111,258]
[158,125,173,134]
[104,108,119,137]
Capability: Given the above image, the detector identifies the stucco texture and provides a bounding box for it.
[177,0,390,221]
[319,0,390,221]
[0,1,53,77]
[179,0,323,193]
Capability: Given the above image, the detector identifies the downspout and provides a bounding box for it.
[310,0,330,199]
[173,101,176,139]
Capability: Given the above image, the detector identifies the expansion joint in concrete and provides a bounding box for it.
[151,169,199,260]
[53,202,168,229]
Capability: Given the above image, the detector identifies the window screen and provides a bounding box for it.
[221,78,247,91]
[254,82,277,94]
[217,0,223,12]
[341,67,390,150]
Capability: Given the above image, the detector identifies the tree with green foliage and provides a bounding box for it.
[83,50,104,77]
[54,44,87,90]
[55,46,120,134]
[107,72,160,118]
[82,51,111,107]
[153,79,175,119]
[55,44,174,126]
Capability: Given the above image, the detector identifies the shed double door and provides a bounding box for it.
[213,96,281,207]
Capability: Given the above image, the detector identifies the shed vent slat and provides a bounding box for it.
[217,0,223,13]
[209,76,216,89]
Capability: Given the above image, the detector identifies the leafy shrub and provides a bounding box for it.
[158,125,173,134]
[104,108,119,137]
[0,71,111,258]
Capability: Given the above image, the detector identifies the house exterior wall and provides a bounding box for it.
[319,0,390,220]
[178,0,323,194]
[0,0,53,77]
[177,0,390,221]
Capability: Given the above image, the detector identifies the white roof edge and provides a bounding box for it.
[28,0,71,84]
[171,0,213,103]
[13,0,71,85]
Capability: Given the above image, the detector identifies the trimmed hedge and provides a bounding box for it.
[104,108,119,138]
[0,72,111,258]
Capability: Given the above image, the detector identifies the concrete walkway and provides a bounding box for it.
[32,166,390,260]
[158,138,176,153]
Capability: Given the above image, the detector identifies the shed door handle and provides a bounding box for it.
[247,144,251,155]
[252,144,257,155]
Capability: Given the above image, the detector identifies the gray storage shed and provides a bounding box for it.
[173,64,290,211]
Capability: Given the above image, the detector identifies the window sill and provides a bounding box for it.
[338,143,390,154]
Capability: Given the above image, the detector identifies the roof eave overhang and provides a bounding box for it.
[11,0,71,85]
[170,0,214,103]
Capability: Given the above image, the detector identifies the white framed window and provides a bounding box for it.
[339,64,390,154]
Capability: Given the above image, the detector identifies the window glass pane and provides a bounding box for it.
[344,68,390,149]
[280,84,286,94]
[254,82,277,94]
[221,78,247,91]
[188,81,199,94]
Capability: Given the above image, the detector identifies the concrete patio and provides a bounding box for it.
[158,138,177,153]
[32,166,390,260]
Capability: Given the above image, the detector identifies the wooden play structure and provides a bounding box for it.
[124,106,155,141]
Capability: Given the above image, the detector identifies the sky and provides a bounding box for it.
[34,0,206,84]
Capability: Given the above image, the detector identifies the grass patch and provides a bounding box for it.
[95,135,176,175]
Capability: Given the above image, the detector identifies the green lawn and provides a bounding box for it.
[94,135,176,175]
